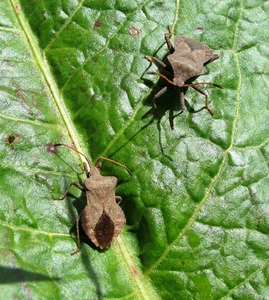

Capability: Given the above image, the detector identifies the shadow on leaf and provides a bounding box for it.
[0,266,61,284]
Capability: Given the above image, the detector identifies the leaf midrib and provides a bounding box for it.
[12,1,160,299]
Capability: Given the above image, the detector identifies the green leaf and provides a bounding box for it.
[1,0,269,299]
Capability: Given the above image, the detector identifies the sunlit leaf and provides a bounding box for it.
[1,0,269,299]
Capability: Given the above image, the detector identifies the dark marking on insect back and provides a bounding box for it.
[94,212,115,248]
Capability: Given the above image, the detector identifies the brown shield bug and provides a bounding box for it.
[145,26,222,129]
[52,143,131,255]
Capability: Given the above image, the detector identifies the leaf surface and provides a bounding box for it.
[1,0,269,299]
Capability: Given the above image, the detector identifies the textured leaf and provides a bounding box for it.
[1,0,269,299]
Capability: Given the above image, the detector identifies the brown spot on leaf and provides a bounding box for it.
[195,27,204,34]
[129,27,142,36]
[94,20,103,28]
[131,265,138,277]
[5,134,20,145]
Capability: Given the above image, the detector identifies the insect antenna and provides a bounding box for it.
[53,143,92,169]
[53,143,132,175]
[97,157,132,176]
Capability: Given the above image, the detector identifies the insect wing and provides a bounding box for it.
[94,211,115,248]
[110,204,125,245]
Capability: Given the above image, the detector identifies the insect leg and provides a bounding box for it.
[179,89,185,111]
[83,162,90,178]
[147,86,168,117]
[144,56,166,68]
[147,72,174,85]
[165,25,175,53]
[54,182,86,200]
[169,90,185,130]
[191,85,215,115]
[115,196,122,204]
[54,182,86,255]
[144,56,173,73]
[71,212,83,255]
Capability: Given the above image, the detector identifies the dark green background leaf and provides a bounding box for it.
[1,0,269,299]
